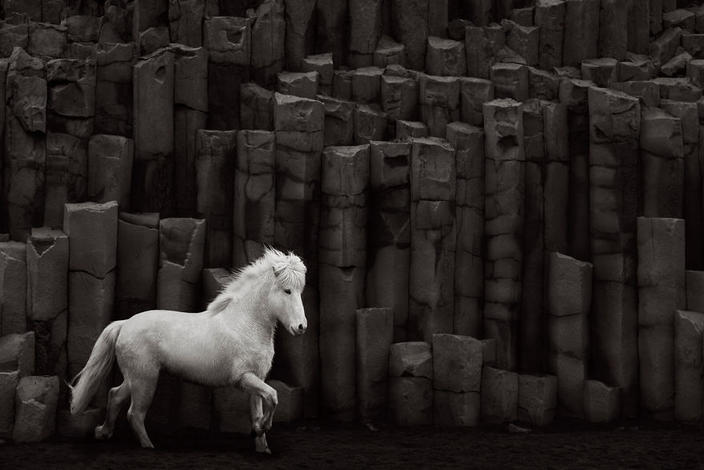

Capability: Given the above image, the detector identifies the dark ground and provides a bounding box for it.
[3,419,704,469]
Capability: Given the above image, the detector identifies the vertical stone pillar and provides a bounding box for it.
[637,217,685,420]
[172,44,208,217]
[251,0,286,85]
[44,132,87,229]
[133,48,175,213]
[367,141,411,341]
[542,102,570,255]
[116,212,159,319]
[598,0,627,60]
[195,130,236,268]
[588,87,640,417]
[627,0,650,54]
[559,78,591,261]
[157,217,206,312]
[419,74,460,138]
[640,108,684,218]
[674,310,704,421]
[95,42,135,137]
[459,77,494,127]
[318,95,355,146]
[356,308,393,423]
[284,0,316,71]
[0,241,27,335]
[64,201,117,380]
[433,334,482,426]
[0,58,7,233]
[391,0,429,70]
[483,99,524,371]
[87,134,134,208]
[205,16,251,130]
[233,130,276,269]
[27,228,67,378]
[316,0,348,65]
[273,93,323,417]
[547,252,591,418]
[389,342,433,425]
[5,48,46,241]
[481,367,518,423]
[240,82,274,131]
[349,0,383,67]
[534,0,565,70]
[409,138,456,342]
[319,145,369,421]
[447,123,484,338]
[168,0,204,47]
[425,37,466,77]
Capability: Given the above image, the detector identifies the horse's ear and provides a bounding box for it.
[273,266,283,277]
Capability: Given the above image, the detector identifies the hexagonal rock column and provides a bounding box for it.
[232,130,275,269]
[588,87,640,417]
[481,367,518,424]
[116,212,159,319]
[381,72,419,122]
[44,132,88,229]
[409,138,456,342]
[319,145,369,421]
[0,370,19,438]
[172,44,208,217]
[205,16,251,130]
[391,0,429,71]
[465,25,502,79]
[459,78,493,127]
[447,123,484,338]
[250,0,285,85]
[547,252,592,418]
[432,334,482,426]
[302,53,333,95]
[559,78,592,261]
[315,0,347,66]
[272,93,323,418]
[277,71,319,100]
[0,241,27,335]
[168,0,204,46]
[240,82,274,131]
[283,0,316,71]
[367,142,411,341]
[491,63,530,102]
[483,99,525,371]
[518,374,557,426]
[542,102,570,255]
[637,217,685,420]
[419,74,460,138]
[426,37,466,77]
[535,0,565,70]
[674,310,704,421]
[64,201,117,380]
[460,0,492,27]
[133,48,174,213]
[268,379,304,423]
[688,271,704,311]
[356,308,393,423]
[640,108,684,218]
[348,0,383,67]
[627,0,650,54]
[661,100,702,269]
[354,104,387,144]
[5,48,46,241]
[584,380,620,423]
[389,342,433,425]
[12,375,59,442]
[46,57,96,133]
[27,228,67,376]
[95,42,135,137]
[87,134,134,208]
[318,95,355,147]
[157,217,205,312]
[598,0,627,60]
[195,130,236,268]
[0,332,35,379]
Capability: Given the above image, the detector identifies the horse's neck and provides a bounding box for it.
[220,286,276,345]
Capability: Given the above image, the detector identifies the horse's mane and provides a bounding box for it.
[206,247,307,315]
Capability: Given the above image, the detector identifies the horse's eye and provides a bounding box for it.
[284,289,291,295]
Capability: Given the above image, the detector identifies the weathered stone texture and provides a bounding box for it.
[117,213,159,319]
[12,375,59,442]
[356,308,393,422]
[0,241,27,335]
[675,310,704,421]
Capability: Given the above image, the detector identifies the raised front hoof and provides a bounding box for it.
[255,445,272,455]
[255,436,271,455]
[94,425,112,440]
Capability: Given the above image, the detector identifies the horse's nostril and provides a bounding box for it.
[298,324,304,331]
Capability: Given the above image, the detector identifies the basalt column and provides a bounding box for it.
[233,130,276,269]
[273,93,323,417]
[133,48,175,213]
[483,99,525,371]
[5,48,46,241]
[446,122,484,338]
[588,87,640,417]
[367,141,411,341]
[409,137,456,342]
[0,240,27,335]
[319,145,369,421]
[251,0,286,85]
[284,0,316,71]
[95,42,135,137]
[390,0,429,70]
[195,130,236,268]
[637,217,685,420]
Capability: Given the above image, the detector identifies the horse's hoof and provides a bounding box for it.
[256,447,272,455]
[141,443,155,449]
[94,425,111,440]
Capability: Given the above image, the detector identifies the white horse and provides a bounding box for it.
[69,248,307,453]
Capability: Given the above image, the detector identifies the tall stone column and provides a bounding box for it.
[250,0,286,86]
[195,130,236,268]
[133,48,175,213]
[5,48,46,241]
[168,0,204,47]
[87,134,133,208]
[349,0,383,67]
[588,87,640,417]
[316,0,348,65]
[483,99,524,371]
[419,74,460,138]
[272,93,323,417]
[319,145,369,421]
[367,141,411,341]
[447,122,484,338]
[409,137,456,342]
[675,309,704,421]
[233,130,276,269]
[433,334,482,426]
[356,308,393,423]
[0,240,27,335]
[637,217,685,420]
[391,0,429,70]
[535,0,565,70]
[284,0,316,71]
[95,42,135,137]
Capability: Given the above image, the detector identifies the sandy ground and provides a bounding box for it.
[3,419,704,469]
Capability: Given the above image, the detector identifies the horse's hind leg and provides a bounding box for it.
[249,395,270,454]
[125,372,159,449]
[95,382,130,440]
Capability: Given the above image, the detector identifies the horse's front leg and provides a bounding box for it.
[249,394,270,454]
[239,373,277,453]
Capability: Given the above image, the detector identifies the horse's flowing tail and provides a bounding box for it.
[69,320,124,415]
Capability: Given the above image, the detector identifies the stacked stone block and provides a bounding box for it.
[389,342,433,425]
[356,308,393,423]
[0,240,26,335]
[674,310,704,421]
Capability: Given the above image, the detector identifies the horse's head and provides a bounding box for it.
[268,250,307,336]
